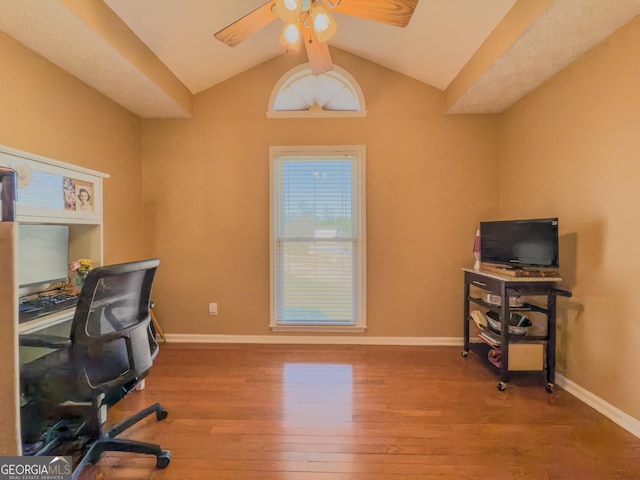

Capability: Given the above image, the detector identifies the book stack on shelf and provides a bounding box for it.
[477,327,500,348]
[477,326,502,367]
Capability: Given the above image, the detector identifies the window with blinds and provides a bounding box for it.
[270,146,366,332]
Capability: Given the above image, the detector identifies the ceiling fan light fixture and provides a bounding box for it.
[275,0,301,23]
[310,3,337,42]
[280,22,302,51]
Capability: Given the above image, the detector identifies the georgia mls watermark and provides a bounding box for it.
[0,456,72,480]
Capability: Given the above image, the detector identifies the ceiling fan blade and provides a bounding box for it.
[304,28,334,75]
[330,0,419,28]
[214,1,279,47]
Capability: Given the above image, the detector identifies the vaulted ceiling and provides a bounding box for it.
[1,0,638,118]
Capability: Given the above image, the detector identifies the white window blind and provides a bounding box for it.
[270,146,366,331]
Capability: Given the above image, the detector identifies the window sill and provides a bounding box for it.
[270,324,367,334]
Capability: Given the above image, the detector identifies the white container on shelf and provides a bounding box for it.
[484,293,523,307]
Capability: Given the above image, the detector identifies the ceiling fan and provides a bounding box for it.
[214,0,419,75]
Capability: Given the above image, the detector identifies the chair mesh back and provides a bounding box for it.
[85,271,146,337]
[71,259,159,390]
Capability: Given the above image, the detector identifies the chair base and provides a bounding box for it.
[72,402,170,480]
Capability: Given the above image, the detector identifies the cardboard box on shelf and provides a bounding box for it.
[509,343,544,371]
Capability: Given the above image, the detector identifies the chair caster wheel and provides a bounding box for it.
[156,408,168,421]
[545,383,556,393]
[157,451,171,469]
[461,350,468,357]
[497,382,507,391]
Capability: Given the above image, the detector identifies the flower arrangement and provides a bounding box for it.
[70,259,94,291]
[70,258,94,275]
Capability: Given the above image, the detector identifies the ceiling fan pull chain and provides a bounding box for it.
[302,12,313,29]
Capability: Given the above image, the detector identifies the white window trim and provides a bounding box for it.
[267,64,367,118]
[269,145,367,333]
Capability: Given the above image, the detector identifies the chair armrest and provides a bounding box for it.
[19,334,71,349]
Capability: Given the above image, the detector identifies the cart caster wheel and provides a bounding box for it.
[497,382,507,391]
[156,451,171,469]
[545,383,556,393]
[461,350,468,357]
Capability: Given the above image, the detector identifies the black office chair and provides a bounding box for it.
[19,258,170,479]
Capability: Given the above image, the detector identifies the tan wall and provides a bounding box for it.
[0,31,145,263]
[142,48,500,337]
[498,16,640,419]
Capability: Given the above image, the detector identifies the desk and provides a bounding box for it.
[19,308,74,335]
[1,144,108,456]
[19,310,74,365]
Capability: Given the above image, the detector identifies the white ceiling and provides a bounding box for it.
[1,0,639,118]
[102,0,519,94]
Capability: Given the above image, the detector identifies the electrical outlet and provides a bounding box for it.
[208,303,218,315]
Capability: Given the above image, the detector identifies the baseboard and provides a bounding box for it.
[556,374,640,439]
[163,334,463,346]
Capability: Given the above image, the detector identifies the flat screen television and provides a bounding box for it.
[18,224,70,287]
[480,218,559,269]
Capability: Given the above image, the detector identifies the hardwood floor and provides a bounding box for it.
[79,343,640,479]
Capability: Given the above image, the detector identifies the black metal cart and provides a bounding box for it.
[462,268,571,392]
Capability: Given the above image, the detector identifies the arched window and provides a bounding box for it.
[267,64,367,118]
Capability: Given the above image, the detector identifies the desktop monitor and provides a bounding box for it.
[18,224,69,287]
